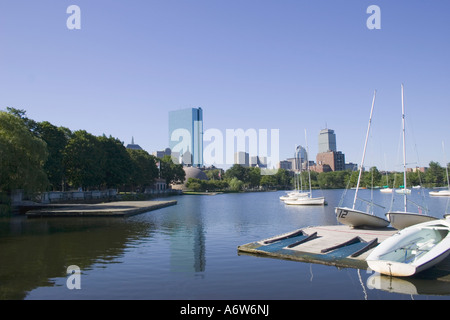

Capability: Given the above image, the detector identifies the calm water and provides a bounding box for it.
[1,189,450,300]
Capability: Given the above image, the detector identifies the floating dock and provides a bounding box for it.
[25,200,177,218]
[238,225,450,281]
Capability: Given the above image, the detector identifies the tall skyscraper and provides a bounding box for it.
[169,107,203,167]
[318,129,337,153]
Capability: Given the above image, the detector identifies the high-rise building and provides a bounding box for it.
[169,107,203,167]
[234,152,249,167]
[316,128,346,171]
[318,129,337,154]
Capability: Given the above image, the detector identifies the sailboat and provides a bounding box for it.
[279,172,309,201]
[380,157,393,193]
[386,84,437,229]
[285,130,325,206]
[280,147,310,201]
[429,142,450,197]
[335,91,390,228]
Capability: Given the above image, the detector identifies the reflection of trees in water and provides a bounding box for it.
[0,216,156,300]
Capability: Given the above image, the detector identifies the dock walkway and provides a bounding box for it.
[238,225,450,281]
[25,200,177,218]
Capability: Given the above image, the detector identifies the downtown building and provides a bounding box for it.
[168,107,203,167]
[313,128,346,172]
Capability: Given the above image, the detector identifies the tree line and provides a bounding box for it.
[1,107,448,198]
[0,108,185,198]
[187,162,450,192]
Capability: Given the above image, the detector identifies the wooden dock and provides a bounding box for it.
[238,225,450,282]
[25,200,177,218]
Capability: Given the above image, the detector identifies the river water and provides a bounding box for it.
[0,189,449,300]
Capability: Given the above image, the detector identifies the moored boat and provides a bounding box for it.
[429,190,450,197]
[335,91,389,228]
[336,207,390,229]
[386,84,434,229]
[366,219,450,277]
[386,211,438,230]
[285,196,325,206]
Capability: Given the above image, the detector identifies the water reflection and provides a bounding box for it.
[0,190,449,299]
[0,216,157,299]
[367,273,450,296]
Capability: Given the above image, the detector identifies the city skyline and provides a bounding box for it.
[1,1,449,171]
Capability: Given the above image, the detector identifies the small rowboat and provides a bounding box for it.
[366,219,450,277]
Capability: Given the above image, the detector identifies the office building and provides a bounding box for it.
[318,129,337,153]
[169,107,203,167]
[234,152,249,167]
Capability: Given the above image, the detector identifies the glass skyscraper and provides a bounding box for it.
[168,107,203,167]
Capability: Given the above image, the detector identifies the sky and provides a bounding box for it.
[0,0,449,171]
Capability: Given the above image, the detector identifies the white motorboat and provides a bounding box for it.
[366,219,450,277]
[335,91,389,228]
[386,85,434,229]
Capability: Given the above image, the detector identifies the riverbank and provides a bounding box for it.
[25,200,177,218]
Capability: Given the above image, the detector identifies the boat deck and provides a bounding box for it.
[238,225,450,281]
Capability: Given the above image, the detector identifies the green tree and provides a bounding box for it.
[224,164,248,182]
[248,167,261,188]
[97,135,133,188]
[228,177,243,191]
[260,174,278,188]
[63,130,104,190]
[425,161,444,187]
[0,111,48,193]
[35,121,71,190]
[127,149,159,190]
[159,155,186,185]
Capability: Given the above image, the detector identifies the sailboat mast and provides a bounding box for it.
[305,129,312,197]
[401,84,407,212]
[443,141,450,191]
[353,90,376,209]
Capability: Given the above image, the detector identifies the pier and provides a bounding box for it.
[238,225,450,281]
[25,200,177,218]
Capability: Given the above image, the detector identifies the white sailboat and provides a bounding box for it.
[335,91,390,228]
[280,147,310,201]
[380,187,393,194]
[380,157,393,193]
[285,130,325,206]
[366,219,450,277]
[386,84,437,229]
[429,142,450,197]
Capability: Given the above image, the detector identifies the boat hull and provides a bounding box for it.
[386,211,438,230]
[284,197,325,206]
[429,190,450,197]
[335,207,390,229]
[379,188,393,193]
[279,192,309,201]
[366,219,450,277]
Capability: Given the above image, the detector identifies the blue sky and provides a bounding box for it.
[1,1,449,171]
